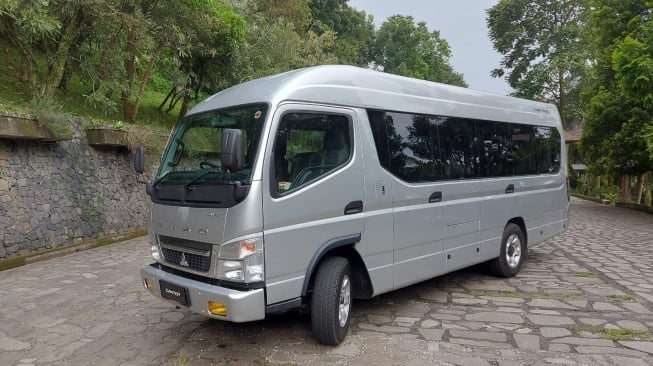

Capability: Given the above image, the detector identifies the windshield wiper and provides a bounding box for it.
[184,169,222,190]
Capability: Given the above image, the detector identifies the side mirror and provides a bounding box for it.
[134,146,145,174]
[134,146,152,195]
[221,129,244,172]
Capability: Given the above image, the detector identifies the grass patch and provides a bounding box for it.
[575,271,597,278]
[608,294,636,302]
[170,354,192,366]
[466,289,582,300]
[466,289,489,296]
[573,327,650,341]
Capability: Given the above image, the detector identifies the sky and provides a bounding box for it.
[347,0,512,95]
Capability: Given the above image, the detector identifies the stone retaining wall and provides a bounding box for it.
[0,119,150,259]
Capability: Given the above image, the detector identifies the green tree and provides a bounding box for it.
[487,0,589,128]
[580,0,652,202]
[255,0,311,32]
[76,0,244,122]
[373,15,466,87]
[611,2,653,160]
[306,0,375,66]
[228,0,337,83]
[0,0,107,99]
[0,0,58,86]
[168,0,245,119]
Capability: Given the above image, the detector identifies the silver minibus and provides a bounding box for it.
[135,65,569,345]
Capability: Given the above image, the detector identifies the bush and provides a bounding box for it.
[598,185,620,202]
[29,98,74,139]
[578,174,596,196]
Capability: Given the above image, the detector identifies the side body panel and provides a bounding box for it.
[356,109,395,296]
[442,182,482,273]
[391,180,446,288]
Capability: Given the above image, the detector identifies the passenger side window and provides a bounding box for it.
[367,110,441,182]
[367,109,561,182]
[511,125,537,175]
[476,121,512,177]
[535,127,561,173]
[439,117,478,179]
[273,112,351,194]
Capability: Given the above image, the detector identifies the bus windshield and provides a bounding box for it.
[157,104,267,185]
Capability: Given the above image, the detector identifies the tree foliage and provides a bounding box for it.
[580,0,653,175]
[487,0,589,128]
[228,0,337,83]
[0,0,469,122]
[161,0,245,119]
[611,2,653,162]
[307,0,375,66]
[373,15,466,87]
[0,0,103,98]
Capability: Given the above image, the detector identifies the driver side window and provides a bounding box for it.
[273,112,352,194]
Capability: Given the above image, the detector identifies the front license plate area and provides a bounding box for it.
[160,280,189,306]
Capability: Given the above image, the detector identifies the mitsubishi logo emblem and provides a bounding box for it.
[179,253,189,267]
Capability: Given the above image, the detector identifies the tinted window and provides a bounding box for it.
[476,120,512,177]
[535,127,561,173]
[511,125,537,175]
[367,111,441,182]
[367,110,560,182]
[273,112,351,194]
[439,117,478,179]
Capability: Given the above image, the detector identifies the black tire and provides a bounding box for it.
[490,223,526,278]
[310,256,352,345]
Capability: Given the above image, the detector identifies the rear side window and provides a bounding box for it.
[367,109,560,183]
[272,112,352,194]
[439,117,478,179]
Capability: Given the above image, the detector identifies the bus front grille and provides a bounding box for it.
[158,235,212,272]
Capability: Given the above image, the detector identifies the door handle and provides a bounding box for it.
[505,184,515,194]
[429,191,442,203]
[344,200,363,215]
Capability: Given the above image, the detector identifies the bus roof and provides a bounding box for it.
[188,65,561,127]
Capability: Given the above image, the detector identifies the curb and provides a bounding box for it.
[571,193,653,214]
[0,228,147,272]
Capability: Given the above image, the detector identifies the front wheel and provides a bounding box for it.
[311,256,352,345]
[490,223,526,278]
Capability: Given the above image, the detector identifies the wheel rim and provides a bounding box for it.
[505,234,522,269]
[339,274,351,327]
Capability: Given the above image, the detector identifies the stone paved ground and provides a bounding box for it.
[1,197,652,366]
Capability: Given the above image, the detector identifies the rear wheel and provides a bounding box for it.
[311,256,352,345]
[490,223,526,278]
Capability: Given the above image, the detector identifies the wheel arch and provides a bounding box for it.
[507,217,527,246]
[301,233,373,301]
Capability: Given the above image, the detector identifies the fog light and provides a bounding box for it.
[143,278,154,292]
[208,301,227,316]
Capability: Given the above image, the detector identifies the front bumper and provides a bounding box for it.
[141,264,265,322]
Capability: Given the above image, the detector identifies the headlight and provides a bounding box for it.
[151,244,161,261]
[217,236,264,283]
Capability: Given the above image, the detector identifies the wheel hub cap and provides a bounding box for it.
[339,275,351,327]
[505,234,522,269]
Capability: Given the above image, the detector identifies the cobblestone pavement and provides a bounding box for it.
[1,197,653,366]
